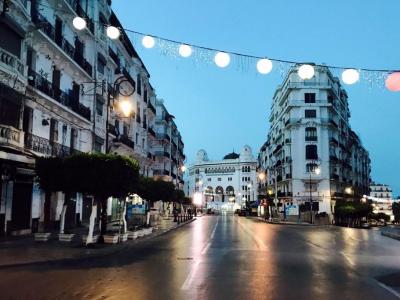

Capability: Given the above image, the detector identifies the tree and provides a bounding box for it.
[36,153,139,239]
[334,200,372,227]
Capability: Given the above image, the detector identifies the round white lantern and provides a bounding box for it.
[142,36,155,49]
[106,26,120,39]
[256,58,273,74]
[72,17,86,30]
[179,44,192,57]
[214,52,230,68]
[341,69,360,85]
[298,64,315,80]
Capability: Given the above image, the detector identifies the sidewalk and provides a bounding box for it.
[257,216,330,226]
[0,217,196,268]
[381,227,400,241]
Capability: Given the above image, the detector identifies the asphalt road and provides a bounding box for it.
[0,215,399,300]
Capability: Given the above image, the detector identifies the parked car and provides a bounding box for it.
[360,222,371,229]
[238,210,247,216]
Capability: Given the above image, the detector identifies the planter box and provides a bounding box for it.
[82,235,98,244]
[103,234,119,244]
[128,231,138,240]
[58,233,75,242]
[34,232,51,242]
[119,233,128,242]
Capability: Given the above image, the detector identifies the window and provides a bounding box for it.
[207,178,211,182]
[228,177,232,181]
[305,145,318,160]
[137,75,142,95]
[304,93,316,103]
[305,110,316,118]
[218,178,221,181]
[96,97,103,116]
[305,182,318,192]
[305,127,317,141]
[97,53,106,74]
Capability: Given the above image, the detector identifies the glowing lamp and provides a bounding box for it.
[72,17,86,30]
[193,192,203,205]
[142,35,155,49]
[342,69,359,85]
[214,52,230,68]
[180,165,187,172]
[179,44,192,57]
[298,64,315,80]
[106,26,120,39]
[119,99,133,117]
[256,58,273,74]
[385,72,400,92]
[314,167,321,175]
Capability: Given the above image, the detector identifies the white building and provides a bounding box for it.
[0,0,184,236]
[187,146,258,212]
[258,64,370,218]
[370,183,393,200]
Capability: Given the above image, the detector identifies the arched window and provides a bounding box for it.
[205,186,213,194]
[215,186,224,202]
[226,186,235,196]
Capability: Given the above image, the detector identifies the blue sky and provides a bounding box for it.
[113,0,400,196]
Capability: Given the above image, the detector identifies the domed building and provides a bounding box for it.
[187,146,258,213]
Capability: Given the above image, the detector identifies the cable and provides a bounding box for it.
[35,2,399,74]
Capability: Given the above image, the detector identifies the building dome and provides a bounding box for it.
[223,152,239,160]
[196,149,209,162]
[240,145,253,160]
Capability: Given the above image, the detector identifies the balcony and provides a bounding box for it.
[0,125,23,148]
[108,47,120,67]
[64,0,95,33]
[24,132,81,157]
[0,47,25,76]
[148,102,156,114]
[148,127,156,137]
[28,69,91,121]
[305,136,317,142]
[32,12,92,77]
[114,134,134,149]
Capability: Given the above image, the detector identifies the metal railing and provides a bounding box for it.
[24,132,81,157]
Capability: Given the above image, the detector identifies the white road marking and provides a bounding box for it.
[201,242,211,255]
[181,260,201,290]
[210,217,219,240]
[237,219,268,251]
[377,282,400,299]
[340,251,355,267]
[201,217,219,255]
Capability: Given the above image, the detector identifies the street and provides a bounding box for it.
[0,215,399,300]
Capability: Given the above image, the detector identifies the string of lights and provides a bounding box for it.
[37,3,400,91]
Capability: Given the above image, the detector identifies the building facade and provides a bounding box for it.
[370,183,393,200]
[0,0,184,236]
[258,64,370,217]
[187,146,258,212]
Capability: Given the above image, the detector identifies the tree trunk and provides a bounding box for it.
[122,201,127,234]
[60,204,67,234]
[100,197,108,236]
[86,203,97,245]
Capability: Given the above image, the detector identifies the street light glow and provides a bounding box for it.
[258,172,266,181]
[193,192,202,205]
[118,99,133,117]
[314,167,321,175]
[180,165,187,172]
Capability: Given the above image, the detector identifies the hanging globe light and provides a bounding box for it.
[256,58,273,74]
[179,44,192,58]
[298,64,315,80]
[142,35,155,48]
[72,16,86,30]
[106,26,120,39]
[214,52,230,68]
[342,69,360,85]
[385,72,400,92]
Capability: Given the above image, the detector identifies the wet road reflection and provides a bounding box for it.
[0,215,399,299]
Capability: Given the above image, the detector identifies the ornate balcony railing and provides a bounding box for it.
[0,125,23,148]
[24,132,81,157]
[32,12,92,76]
[113,134,134,149]
[0,47,25,76]
[28,69,91,121]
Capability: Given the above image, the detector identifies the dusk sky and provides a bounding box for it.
[113,0,400,195]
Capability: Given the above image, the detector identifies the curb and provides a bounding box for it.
[0,218,197,269]
[256,217,331,227]
[381,231,400,241]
